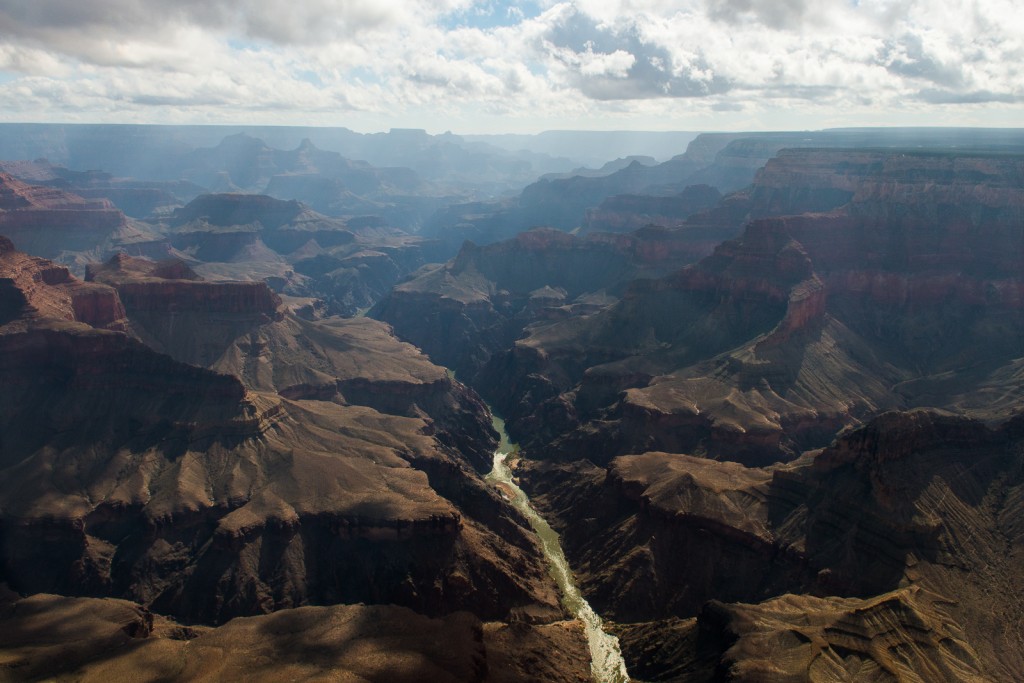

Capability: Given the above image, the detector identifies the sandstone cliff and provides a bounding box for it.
[483,149,1024,465]
[582,184,722,234]
[373,226,732,384]
[0,236,127,329]
[522,409,1024,680]
[0,243,567,638]
[0,172,158,268]
[0,588,591,683]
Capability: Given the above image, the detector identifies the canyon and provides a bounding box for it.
[376,142,1024,680]
[0,238,591,679]
[2,126,1024,681]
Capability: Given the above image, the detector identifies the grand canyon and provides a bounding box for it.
[0,123,1022,683]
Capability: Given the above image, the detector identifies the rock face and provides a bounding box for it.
[0,243,571,646]
[481,149,1024,465]
[0,172,157,267]
[372,226,726,383]
[523,409,1024,680]
[88,252,282,322]
[161,192,446,317]
[88,253,497,469]
[0,589,592,682]
[0,236,127,329]
[582,184,722,234]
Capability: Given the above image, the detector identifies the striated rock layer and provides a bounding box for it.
[88,253,497,469]
[0,172,157,268]
[159,191,449,317]
[523,409,1024,680]
[482,148,1024,465]
[0,588,591,683]
[0,243,569,643]
[372,225,734,383]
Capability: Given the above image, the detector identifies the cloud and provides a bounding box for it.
[0,0,1019,131]
[918,88,1021,104]
[538,7,730,99]
[706,0,814,30]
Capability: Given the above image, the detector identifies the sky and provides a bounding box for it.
[0,0,1021,134]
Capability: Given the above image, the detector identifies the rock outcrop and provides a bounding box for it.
[372,226,724,382]
[522,409,1024,680]
[0,243,567,637]
[482,148,1024,465]
[0,236,127,329]
[581,184,722,234]
[0,588,592,682]
[0,172,158,268]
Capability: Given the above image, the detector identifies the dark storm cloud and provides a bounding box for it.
[542,8,730,100]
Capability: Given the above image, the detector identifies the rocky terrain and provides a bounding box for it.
[424,128,1024,248]
[474,149,1024,468]
[581,184,722,234]
[0,159,205,219]
[521,409,1024,680]
[0,588,590,682]
[0,172,159,268]
[0,238,592,676]
[371,225,736,383]
[157,192,450,316]
[5,128,1024,681]
[423,155,720,247]
[0,124,583,204]
[375,144,1024,679]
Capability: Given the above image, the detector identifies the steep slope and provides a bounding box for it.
[0,589,591,683]
[0,173,158,268]
[484,149,1024,465]
[0,242,567,639]
[160,193,448,315]
[88,253,496,469]
[523,410,1024,680]
[372,226,723,382]
[614,588,989,683]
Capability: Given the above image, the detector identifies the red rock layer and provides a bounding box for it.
[0,235,126,328]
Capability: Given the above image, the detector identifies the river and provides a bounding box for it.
[485,416,630,683]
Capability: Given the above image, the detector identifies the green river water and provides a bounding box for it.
[484,417,630,683]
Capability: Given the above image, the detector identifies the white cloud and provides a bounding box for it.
[0,0,1019,131]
